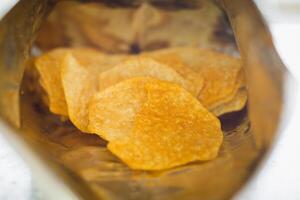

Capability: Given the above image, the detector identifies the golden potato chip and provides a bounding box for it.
[142,47,243,110]
[35,49,71,115]
[144,47,247,116]
[61,51,126,131]
[142,52,204,96]
[108,79,223,170]
[212,88,247,116]
[208,68,247,114]
[61,54,98,132]
[62,48,126,72]
[236,68,246,88]
[88,77,151,141]
[198,64,240,110]
[98,57,198,96]
[35,48,125,116]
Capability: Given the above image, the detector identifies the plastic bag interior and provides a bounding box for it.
[0,0,286,199]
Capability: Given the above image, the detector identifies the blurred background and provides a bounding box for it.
[0,0,300,199]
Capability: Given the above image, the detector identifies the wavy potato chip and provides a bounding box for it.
[61,54,98,132]
[142,52,204,96]
[212,88,247,116]
[236,68,246,88]
[198,65,240,110]
[142,47,243,110]
[35,48,72,115]
[61,52,126,131]
[209,68,247,116]
[89,77,151,141]
[98,57,198,96]
[108,79,223,170]
[35,48,125,116]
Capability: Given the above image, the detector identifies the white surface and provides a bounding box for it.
[0,0,18,19]
[1,0,300,200]
[0,133,31,200]
[256,0,300,22]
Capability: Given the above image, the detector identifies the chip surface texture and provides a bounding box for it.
[88,77,151,141]
[107,79,223,170]
[98,57,197,95]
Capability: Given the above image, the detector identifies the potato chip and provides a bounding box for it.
[61,52,126,131]
[88,77,151,141]
[142,47,243,110]
[62,48,126,72]
[98,57,198,96]
[61,54,98,132]
[212,88,247,116]
[141,52,204,96]
[208,68,247,115]
[197,64,241,110]
[35,49,71,115]
[35,48,125,116]
[236,68,246,88]
[108,79,223,170]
